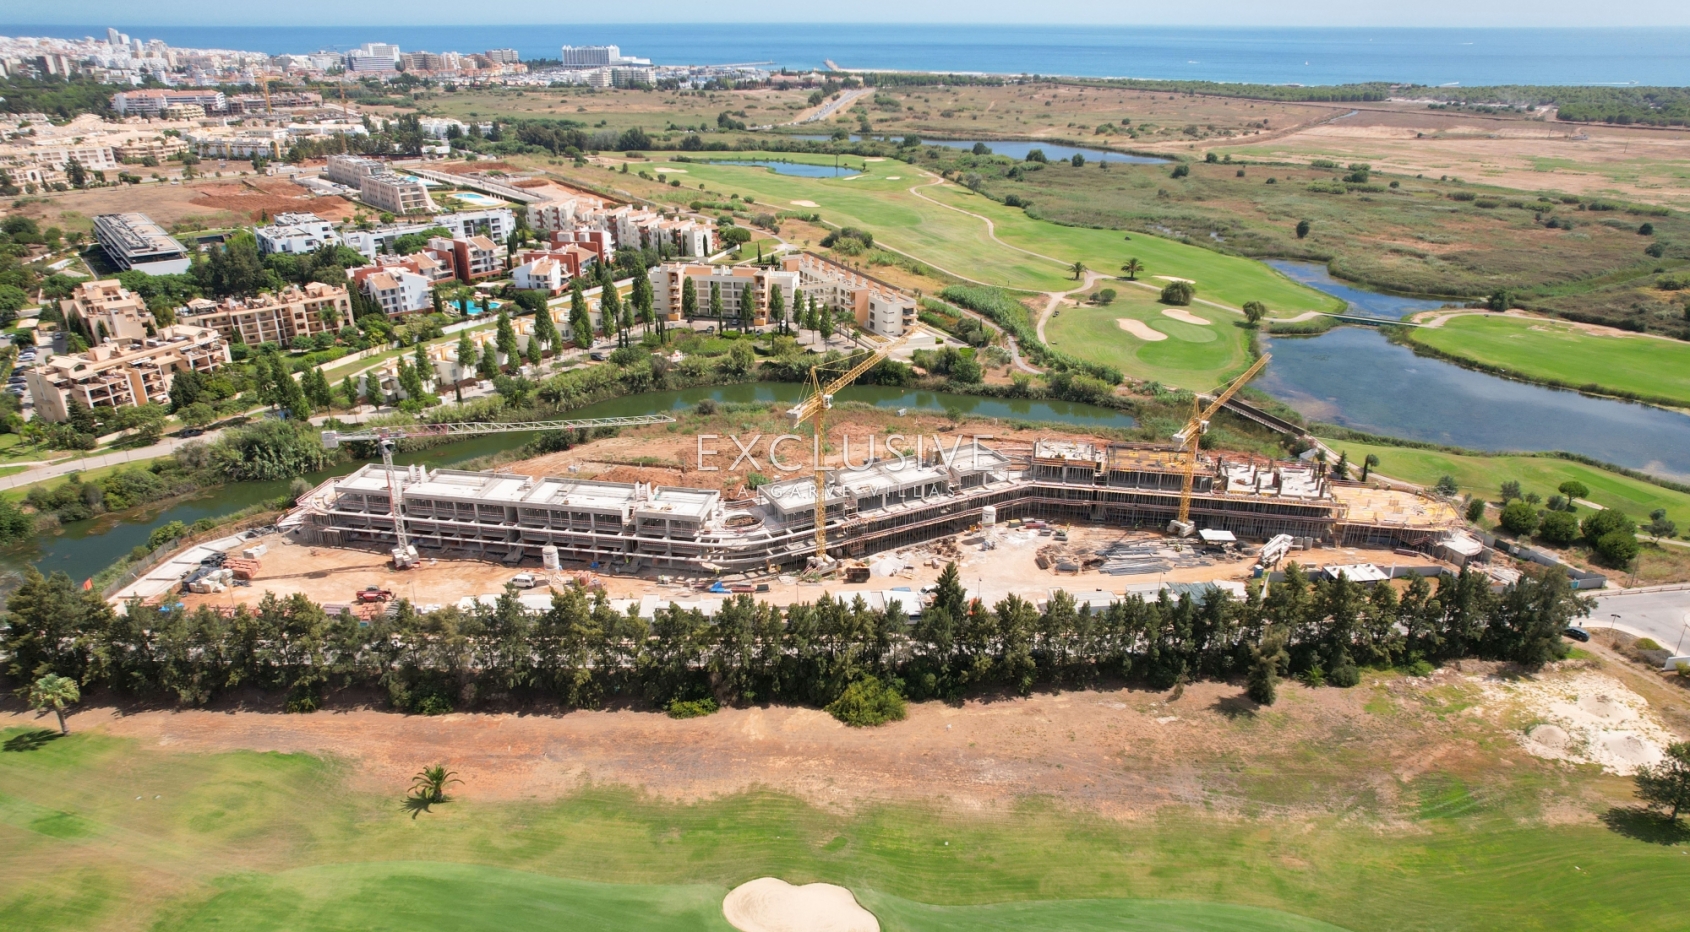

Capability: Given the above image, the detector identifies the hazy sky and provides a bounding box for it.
[8,0,1690,28]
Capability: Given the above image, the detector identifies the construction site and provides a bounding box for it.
[131,341,1468,616]
[290,437,1460,574]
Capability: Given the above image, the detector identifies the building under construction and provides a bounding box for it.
[293,440,1460,572]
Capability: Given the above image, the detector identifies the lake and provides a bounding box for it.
[706,159,862,178]
[790,135,1166,165]
[1265,260,1457,320]
[1255,279,1690,480]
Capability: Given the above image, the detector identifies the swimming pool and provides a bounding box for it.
[449,191,508,207]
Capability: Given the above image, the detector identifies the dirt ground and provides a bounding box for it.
[186,520,1423,616]
[23,640,1684,821]
[19,174,357,232]
[1218,103,1690,208]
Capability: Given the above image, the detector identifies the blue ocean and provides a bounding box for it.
[4,24,1688,86]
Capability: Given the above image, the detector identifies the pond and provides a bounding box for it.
[1264,260,1457,320]
[704,159,862,178]
[790,135,1169,164]
[1256,295,1690,480]
[2,385,1135,585]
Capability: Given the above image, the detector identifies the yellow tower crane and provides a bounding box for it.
[1169,353,1271,537]
[786,335,906,566]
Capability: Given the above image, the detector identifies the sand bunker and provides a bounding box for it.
[1154,275,1194,283]
[1482,671,1674,775]
[1161,308,1210,326]
[724,878,879,932]
[1117,319,1167,341]
[657,168,688,173]
[790,200,819,207]
[885,176,901,180]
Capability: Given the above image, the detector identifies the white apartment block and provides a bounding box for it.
[783,254,917,338]
[110,88,227,115]
[27,143,118,172]
[649,263,798,327]
[178,282,349,346]
[360,172,435,215]
[253,213,342,256]
[512,256,567,294]
[324,153,384,188]
[434,207,515,243]
[360,268,432,317]
[27,326,229,422]
[112,136,187,163]
[189,129,287,159]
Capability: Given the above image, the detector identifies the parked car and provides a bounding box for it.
[178,428,204,438]
[1563,626,1591,642]
[509,572,539,589]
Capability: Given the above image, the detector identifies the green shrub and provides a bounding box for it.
[667,697,719,719]
[1499,499,1539,535]
[1595,530,1640,566]
[415,695,454,716]
[1636,638,1663,651]
[826,676,907,727]
[1159,281,1195,305]
[1406,659,1435,677]
[1537,510,1579,546]
[1328,658,1361,688]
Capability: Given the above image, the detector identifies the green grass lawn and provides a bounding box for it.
[1315,434,1690,528]
[1409,315,1690,407]
[654,155,1339,312]
[3,726,1687,932]
[1045,289,1252,389]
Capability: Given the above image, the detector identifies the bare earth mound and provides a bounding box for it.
[1482,671,1673,774]
[724,878,879,932]
[1161,308,1211,326]
[1117,318,1168,341]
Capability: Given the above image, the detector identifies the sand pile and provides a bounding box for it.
[723,878,879,932]
[1482,671,1675,774]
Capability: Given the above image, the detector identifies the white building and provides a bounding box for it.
[93,213,190,275]
[345,43,400,73]
[253,213,341,256]
[359,268,432,317]
[512,256,567,294]
[360,172,435,215]
[434,207,515,243]
[324,153,384,188]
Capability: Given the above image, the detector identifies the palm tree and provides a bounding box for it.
[30,674,80,736]
[1120,258,1143,281]
[410,765,461,805]
[1362,453,1380,482]
[1069,260,1087,281]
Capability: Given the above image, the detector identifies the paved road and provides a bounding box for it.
[1590,588,1690,655]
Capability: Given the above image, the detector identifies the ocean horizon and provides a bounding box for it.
[4,24,1689,86]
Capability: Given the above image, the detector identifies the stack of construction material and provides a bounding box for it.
[224,557,262,580]
[186,567,234,593]
[1095,541,1173,577]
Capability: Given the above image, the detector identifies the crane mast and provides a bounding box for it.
[1170,353,1271,537]
[786,336,904,565]
[322,414,676,568]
